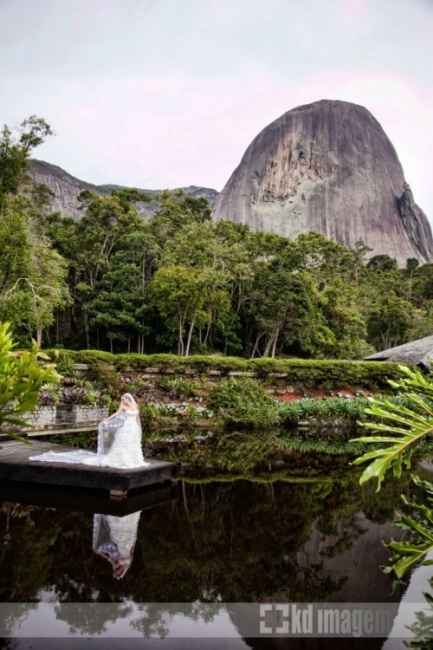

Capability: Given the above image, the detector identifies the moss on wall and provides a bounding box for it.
[47,349,404,390]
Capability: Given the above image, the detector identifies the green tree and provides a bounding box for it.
[367,294,413,350]
[0,322,58,433]
[321,280,371,358]
[0,115,68,345]
[157,220,249,353]
[0,198,68,345]
[87,242,152,353]
[150,265,230,356]
[0,116,53,211]
[47,191,151,349]
[411,263,433,306]
[367,254,398,273]
[26,235,69,347]
[150,190,211,249]
[246,262,333,358]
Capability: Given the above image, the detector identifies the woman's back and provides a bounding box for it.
[103,411,145,468]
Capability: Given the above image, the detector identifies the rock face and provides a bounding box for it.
[29,159,219,220]
[213,99,433,264]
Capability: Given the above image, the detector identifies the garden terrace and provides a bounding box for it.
[47,350,405,391]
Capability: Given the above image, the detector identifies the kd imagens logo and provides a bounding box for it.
[259,604,391,637]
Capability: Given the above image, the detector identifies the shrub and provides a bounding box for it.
[250,357,402,388]
[0,322,58,432]
[38,384,62,406]
[158,377,200,398]
[139,403,160,431]
[279,396,370,426]
[208,378,280,429]
[85,360,123,401]
[47,349,77,375]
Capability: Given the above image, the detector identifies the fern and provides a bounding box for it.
[352,365,433,490]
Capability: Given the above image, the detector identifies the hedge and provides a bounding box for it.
[45,349,407,390]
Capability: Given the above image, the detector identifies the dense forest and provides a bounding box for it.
[1,117,433,358]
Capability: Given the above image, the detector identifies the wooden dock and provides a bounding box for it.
[0,479,176,515]
[0,440,175,500]
[0,424,98,441]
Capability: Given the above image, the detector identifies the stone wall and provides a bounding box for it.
[25,405,108,431]
[116,366,373,407]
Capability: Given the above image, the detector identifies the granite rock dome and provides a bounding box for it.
[213,100,433,264]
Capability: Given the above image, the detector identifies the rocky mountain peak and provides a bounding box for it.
[213,99,433,265]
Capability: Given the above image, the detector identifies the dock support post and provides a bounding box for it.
[109,489,128,501]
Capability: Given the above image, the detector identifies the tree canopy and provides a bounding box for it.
[1,116,433,357]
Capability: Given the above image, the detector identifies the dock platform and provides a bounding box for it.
[0,440,175,499]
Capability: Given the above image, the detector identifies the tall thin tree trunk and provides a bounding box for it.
[83,310,90,349]
[185,317,196,357]
[178,317,185,356]
[203,321,212,347]
[251,333,264,358]
[36,326,43,348]
[263,336,273,357]
[271,327,280,358]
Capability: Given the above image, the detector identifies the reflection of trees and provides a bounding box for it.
[0,502,65,602]
[393,575,433,650]
[0,641,12,650]
[129,603,171,639]
[406,587,433,650]
[382,478,433,649]
[53,601,133,636]
[0,474,408,638]
[0,602,38,640]
[129,602,218,639]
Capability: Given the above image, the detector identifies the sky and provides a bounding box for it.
[1,0,433,219]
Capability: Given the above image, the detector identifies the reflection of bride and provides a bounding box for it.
[30,393,148,469]
[93,510,141,579]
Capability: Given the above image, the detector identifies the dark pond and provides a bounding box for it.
[0,472,432,649]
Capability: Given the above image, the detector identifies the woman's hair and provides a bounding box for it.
[121,393,138,411]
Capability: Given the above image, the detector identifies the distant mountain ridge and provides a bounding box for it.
[28,159,219,219]
[29,98,433,267]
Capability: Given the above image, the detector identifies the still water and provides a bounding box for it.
[0,473,432,649]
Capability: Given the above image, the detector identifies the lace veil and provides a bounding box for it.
[97,393,142,456]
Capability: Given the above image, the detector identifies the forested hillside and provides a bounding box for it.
[2,117,433,358]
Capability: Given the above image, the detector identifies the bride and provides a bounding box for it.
[30,393,148,469]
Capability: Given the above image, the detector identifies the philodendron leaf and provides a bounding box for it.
[351,365,433,490]
[385,477,433,579]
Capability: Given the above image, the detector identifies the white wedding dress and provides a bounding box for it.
[29,410,149,469]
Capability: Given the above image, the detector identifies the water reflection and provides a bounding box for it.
[0,473,414,643]
[93,512,141,580]
[382,548,433,650]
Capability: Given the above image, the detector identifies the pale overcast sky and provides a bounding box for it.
[1,0,433,219]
